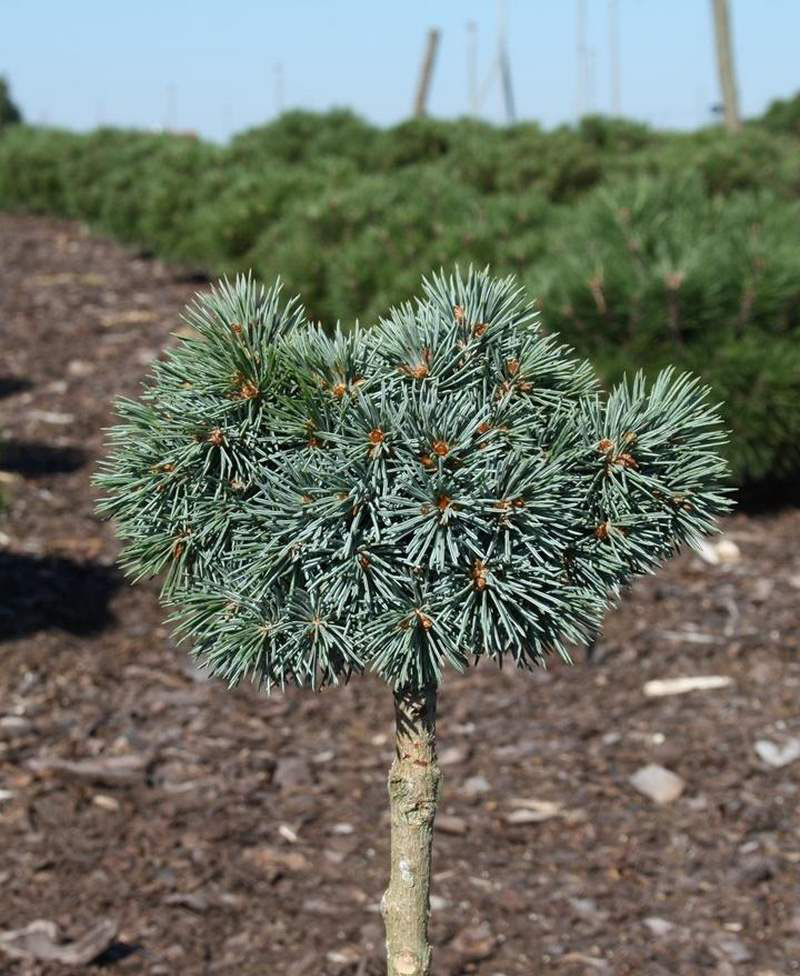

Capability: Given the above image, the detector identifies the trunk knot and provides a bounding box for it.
[394,951,421,975]
[399,858,415,886]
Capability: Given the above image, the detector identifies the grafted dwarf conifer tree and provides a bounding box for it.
[96,268,731,975]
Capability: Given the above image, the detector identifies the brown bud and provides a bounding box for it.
[432,440,449,457]
[453,305,465,322]
[301,494,313,505]
[240,380,259,400]
[331,382,347,399]
[308,436,321,449]
[665,270,685,291]
[512,497,525,509]
[230,322,243,336]
[614,452,638,469]
[472,559,488,591]
[415,609,433,630]
[506,358,520,376]
[597,438,615,454]
[359,554,370,569]
[594,521,611,541]
[419,453,435,469]
[207,428,225,446]
[436,495,451,511]
[472,322,487,337]
[400,362,429,380]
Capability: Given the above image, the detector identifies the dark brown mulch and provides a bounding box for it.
[1,212,799,976]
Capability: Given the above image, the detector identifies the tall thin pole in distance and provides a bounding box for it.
[467,20,478,116]
[608,0,621,115]
[164,83,177,132]
[477,53,500,114]
[576,0,588,121]
[274,62,285,117]
[414,28,441,117]
[221,100,234,139]
[497,0,516,124]
[499,46,516,124]
[710,0,741,132]
[587,47,597,115]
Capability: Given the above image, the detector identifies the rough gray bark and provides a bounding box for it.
[381,686,440,976]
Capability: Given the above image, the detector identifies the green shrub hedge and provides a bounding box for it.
[529,175,800,485]
[1,102,799,490]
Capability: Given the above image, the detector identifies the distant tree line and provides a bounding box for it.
[2,93,800,491]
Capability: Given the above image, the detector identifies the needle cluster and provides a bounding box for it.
[96,268,731,691]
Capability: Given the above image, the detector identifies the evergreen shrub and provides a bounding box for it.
[757,90,800,139]
[96,268,732,974]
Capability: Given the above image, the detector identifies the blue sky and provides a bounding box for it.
[4,1,799,141]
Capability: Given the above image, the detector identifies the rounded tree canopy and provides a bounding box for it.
[96,268,731,692]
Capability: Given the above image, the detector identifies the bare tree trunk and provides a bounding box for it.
[711,0,741,132]
[381,686,440,976]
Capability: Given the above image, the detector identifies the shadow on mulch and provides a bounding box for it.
[0,552,121,640]
[736,477,796,514]
[0,376,33,399]
[1,440,88,478]
[171,266,209,285]
[94,941,141,967]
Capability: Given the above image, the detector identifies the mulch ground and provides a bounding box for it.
[1,212,799,976]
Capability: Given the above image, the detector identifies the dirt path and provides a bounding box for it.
[1,213,799,975]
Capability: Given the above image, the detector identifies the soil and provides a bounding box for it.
[0,212,799,976]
